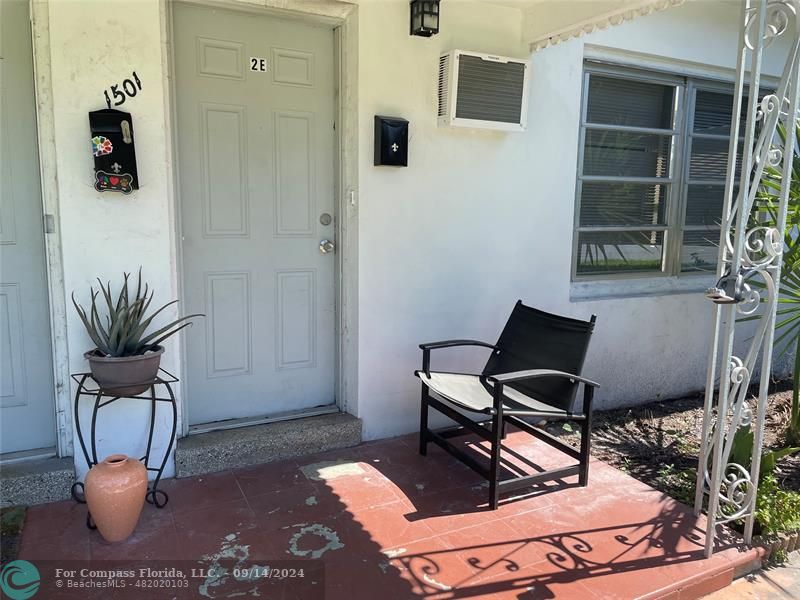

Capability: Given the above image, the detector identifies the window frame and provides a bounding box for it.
[678,79,746,275]
[571,63,741,282]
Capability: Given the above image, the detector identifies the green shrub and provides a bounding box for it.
[655,464,695,506]
[754,475,800,535]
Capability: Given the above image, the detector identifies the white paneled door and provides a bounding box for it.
[0,0,57,453]
[173,4,337,426]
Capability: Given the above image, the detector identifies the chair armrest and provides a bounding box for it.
[419,340,496,376]
[487,369,600,388]
[419,340,497,351]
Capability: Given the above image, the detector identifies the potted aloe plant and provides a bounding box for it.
[72,270,201,395]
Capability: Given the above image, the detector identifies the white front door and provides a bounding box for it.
[0,0,57,453]
[173,3,337,427]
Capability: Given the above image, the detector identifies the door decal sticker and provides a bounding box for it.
[94,170,134,194]
[249,57,268,72]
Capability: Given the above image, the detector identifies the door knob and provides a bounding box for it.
[319,239,335,254]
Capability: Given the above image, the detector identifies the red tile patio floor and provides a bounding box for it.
[19,428,760,599]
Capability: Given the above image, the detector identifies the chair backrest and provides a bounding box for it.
[482,301,596,411]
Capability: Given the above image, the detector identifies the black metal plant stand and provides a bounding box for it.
[70,368,178,529]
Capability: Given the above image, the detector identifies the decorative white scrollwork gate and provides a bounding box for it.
[694,0,800,558]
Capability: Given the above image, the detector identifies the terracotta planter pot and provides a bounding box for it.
[84,454,147,543]
[85,346,164,396]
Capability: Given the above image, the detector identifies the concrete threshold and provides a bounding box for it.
[175,411,362,478]
[0,457,75,507]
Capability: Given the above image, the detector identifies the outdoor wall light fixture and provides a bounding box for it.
[410,0,440,37]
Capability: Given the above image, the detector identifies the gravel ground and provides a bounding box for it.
[547,379,799,500]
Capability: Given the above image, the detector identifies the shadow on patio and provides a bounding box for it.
[389,506,739,599]
[18,429,755,599]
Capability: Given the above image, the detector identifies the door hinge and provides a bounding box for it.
[44,213,55,234]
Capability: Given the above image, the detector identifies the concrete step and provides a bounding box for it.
[175,412,362,478]
[0,457,75,507]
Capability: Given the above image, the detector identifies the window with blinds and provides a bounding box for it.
[573,65,748,279]
[681,89,745,272]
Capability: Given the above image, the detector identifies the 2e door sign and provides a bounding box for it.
[103,71,142,109]
[250,57,268,72]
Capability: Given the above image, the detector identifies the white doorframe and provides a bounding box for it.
[27,0,73,459]
[334,10,360,419]
[163,0,359,436]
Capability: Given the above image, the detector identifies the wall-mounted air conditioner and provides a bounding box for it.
[437,50,530,132]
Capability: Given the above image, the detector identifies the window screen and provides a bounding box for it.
[680,89,743,273]
[575,74,676,276]
[573,66,754,280]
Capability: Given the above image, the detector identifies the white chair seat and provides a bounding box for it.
[417,371,568,416]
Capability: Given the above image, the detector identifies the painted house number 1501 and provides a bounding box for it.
[103,71,142,108]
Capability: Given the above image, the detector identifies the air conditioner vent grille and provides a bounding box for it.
[454,55,525,124]
[437,54,450,118]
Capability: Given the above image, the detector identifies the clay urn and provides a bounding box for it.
[84,454,147,543]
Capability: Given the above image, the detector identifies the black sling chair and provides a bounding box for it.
[415,301,598,509]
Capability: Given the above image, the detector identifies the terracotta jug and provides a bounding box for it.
[84,454,147,543]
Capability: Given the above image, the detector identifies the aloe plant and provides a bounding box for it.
[72,269,202,357]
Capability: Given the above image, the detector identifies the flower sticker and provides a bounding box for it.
[91,136,113,157]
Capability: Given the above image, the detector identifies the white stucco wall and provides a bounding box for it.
[44,0,178,477]
[355,0,792,439]
[356,0,536,438]
[36,0,791,471]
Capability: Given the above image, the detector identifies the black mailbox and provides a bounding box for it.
[89,109,139,194]
[374,115,408,167]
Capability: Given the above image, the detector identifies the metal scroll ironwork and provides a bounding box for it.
[694,0,800,557]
